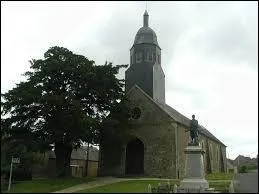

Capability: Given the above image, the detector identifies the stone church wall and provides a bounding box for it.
[99,86,226,178]
[126,124,176,178]
[123,86,177,178]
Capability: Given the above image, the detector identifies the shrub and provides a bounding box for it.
[3,167,32,182]
[246,164,257,170]
[238,165,248,173]
[228,169,234,173]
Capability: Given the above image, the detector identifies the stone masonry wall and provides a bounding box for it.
[121,86,176,178]
[99,86,226,178]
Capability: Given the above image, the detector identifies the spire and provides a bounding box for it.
[143,10,149,27]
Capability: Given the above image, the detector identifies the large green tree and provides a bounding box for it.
[1,46,128,177]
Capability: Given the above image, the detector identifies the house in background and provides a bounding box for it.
[227,159,235,173]
[32,146,99,178]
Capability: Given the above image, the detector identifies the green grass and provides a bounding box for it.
[206,172,234,180]
[2,173,235,193]
[78,180,179,193]
[78,179,231,193]
[208,181,231,192]
[2,177,96,193]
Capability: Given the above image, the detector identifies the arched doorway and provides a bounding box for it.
[125,138,144,175]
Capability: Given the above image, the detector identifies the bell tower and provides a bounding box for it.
[125,10,165,104]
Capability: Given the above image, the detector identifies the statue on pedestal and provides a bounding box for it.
[180,114,209,191]
[186,114,199,145]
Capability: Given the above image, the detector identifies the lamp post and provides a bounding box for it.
[8,156,13,192]
[8,157,20,192]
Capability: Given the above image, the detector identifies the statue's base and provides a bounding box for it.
[180,145,209,191]
[180,178,209,190]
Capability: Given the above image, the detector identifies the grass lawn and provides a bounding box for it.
[2,172,234,193]
[208,181,231,193]
[2,177,96,193]
[78,179,231,193]
[78,174,234,193]
[206,172,235,180]
[78,180,180,193]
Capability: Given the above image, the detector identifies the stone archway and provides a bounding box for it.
[125,138,144,175]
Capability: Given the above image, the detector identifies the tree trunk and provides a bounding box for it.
[86,142,90,176]
[97,129,104,176]
[54,142,72,177]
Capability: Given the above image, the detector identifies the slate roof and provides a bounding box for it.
[49,146,99,161]
[134,26,159,46]
[129,85,226,147]
[133,10,159,47]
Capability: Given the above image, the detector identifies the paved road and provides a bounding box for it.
[237,172,258,193]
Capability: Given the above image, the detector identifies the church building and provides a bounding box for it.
[99,11,227,179]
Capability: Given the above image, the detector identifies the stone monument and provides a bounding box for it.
[180,115,209,192]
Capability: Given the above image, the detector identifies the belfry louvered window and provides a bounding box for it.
[136,52,142,63]
[146,51,149,61]
[153,52,156,62]
[148,50,152,61]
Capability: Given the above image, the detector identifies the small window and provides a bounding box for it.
[158,54,161,64]
[153,52,156,62]
[132,107,141,119]
[136,52,142,63]
[148,51,152,61]
[146,51,149,61]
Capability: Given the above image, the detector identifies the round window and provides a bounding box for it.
[132,107,141,119]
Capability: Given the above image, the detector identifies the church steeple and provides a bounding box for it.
[143,10,149,27]
[126,10,165,104]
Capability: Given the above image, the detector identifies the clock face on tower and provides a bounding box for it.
[132,107,141,119]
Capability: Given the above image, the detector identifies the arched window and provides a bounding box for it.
[146,51,149,61]
[209,144,213,158]
[136,52,142,63]
[158,54,161,64]
[153,52,156,62]
[216,147,219,163]
[148,50,152,61]
[209,144,213,170]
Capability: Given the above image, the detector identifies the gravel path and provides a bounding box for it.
[52,177,130,193]
[52,177,177,193]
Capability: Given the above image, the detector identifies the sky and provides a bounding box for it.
[1,1,258,160]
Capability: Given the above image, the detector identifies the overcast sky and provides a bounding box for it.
[1,1,258,160]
